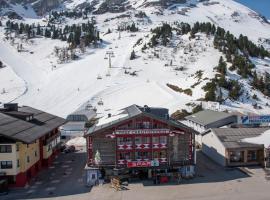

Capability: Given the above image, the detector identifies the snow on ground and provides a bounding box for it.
[66,136,86,147]
[242,129,270,148]
[0,0,270,118]
[0,64,25,104]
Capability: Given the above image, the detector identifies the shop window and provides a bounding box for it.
[247,150,257,162]
[229,151,244,163]
[0,145,12,153]
[119,152,131,160]
[160,136,167,144]
[135,151,149,160]
[0,161,12,169]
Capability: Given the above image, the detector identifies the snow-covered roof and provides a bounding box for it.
[242,129,270,148]
[206,127,270,149]
[86,104,194,136]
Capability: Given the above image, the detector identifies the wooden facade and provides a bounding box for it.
[86,115,195,169]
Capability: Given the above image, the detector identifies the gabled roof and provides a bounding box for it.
[185,110,235,127]
[0,106,65,143]
[86,104,195,136]
[204,128,269,149]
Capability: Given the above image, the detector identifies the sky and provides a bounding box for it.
[235,0,270,19]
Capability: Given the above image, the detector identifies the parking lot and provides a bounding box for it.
[3,151,90,200]
[3,151,270,200]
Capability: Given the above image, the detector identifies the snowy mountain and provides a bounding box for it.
[0,0,270,118]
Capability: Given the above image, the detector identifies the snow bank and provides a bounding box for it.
[66,137,86,147]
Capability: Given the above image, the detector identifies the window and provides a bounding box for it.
[92,174,96,180]
[119,152,131,160]
[17,160,20,168]
[35,151,37,157]
[160,136,167,144]
[152,136,159,144]
[153,151,159,159]
[143,121,150,129]
[142,137,150,144]
[27,144,29,148]
[27,156,30,163]
[135,151,149,160]
[117,137,132,145]
[135,137,142,144]
[0,161,12,169]
[159,150,167,158]
[135,137,150,144]
[16,144,19,151]
[229,151,244,163]
[0,145,12,153]
[247,150,257,162]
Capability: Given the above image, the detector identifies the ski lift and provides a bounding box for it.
[97,74,102,80]
[106,71,111,77]
[98,99,104,106]
[85,104,93,110]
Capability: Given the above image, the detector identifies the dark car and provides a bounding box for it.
[64,145,76,153]
[0,180,8,195]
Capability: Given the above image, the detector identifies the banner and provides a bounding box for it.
[241,115,270,124]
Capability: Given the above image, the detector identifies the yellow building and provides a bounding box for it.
[0,103,65,187]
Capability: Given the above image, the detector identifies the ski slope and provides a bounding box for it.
[0,0,270,118]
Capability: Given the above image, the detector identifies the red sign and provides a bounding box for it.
[127,161,151,168]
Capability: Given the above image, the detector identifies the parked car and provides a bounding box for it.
[0,180,8,195]
[64,145,76,153]
[60,143,67,152]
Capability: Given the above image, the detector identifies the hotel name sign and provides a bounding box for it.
[114,129,170,135]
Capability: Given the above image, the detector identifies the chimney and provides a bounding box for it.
[4,103,18,111]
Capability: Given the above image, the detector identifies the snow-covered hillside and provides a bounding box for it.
[0,0,270,118]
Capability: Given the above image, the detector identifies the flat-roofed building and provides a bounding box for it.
[185,110,237,145]
[0,103,65,187]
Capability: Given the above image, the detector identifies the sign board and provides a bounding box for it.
[114,129,170,135]
[151,160,159,167]
[127,161,151,168]
[241,115,270,124]
[127,160,160,168]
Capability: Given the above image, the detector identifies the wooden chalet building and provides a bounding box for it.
[0,103,65,187]
[85,105,196,185]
